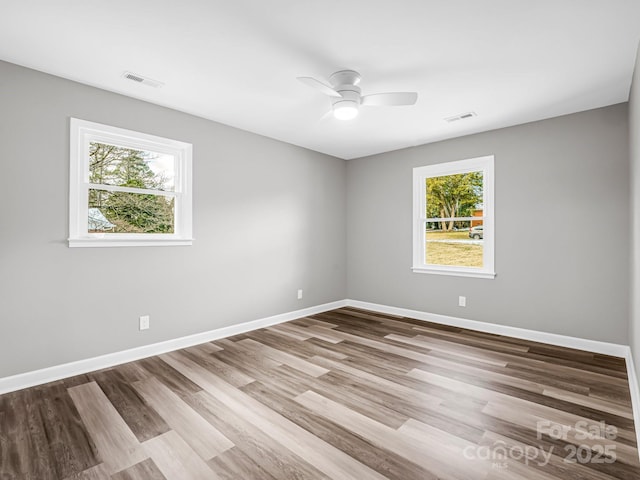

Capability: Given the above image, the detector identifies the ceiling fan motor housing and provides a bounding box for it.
[330,70,362,119]
[332,86,361,107]
[329,69,361,87]
[332,86,360,120]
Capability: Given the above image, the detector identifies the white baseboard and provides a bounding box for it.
[345,299,629,357]
[625,351,640,455]
[0,299,347,395]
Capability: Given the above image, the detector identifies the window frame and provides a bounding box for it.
[412,155,495,279]
[69,118,193,247]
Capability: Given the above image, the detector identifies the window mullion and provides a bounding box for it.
[87,183,177,197]
[424,216,476,222]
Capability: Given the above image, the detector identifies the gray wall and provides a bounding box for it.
[0,60,346,378]
[630,43,640,379]
[0,58,633,380]
[347,104,630,344]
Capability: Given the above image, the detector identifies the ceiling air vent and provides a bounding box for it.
[444,111,477,123]
[122,71,164,88]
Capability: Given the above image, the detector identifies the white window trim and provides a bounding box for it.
[412,155,495,279]
[69,118,193,247]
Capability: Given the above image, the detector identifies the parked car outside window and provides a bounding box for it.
[469,225,483,239]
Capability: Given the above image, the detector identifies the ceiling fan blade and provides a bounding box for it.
[297,76,342,97]
[317,109,335,123]
[361,92,418,106]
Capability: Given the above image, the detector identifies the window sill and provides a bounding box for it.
[68,237,193,248]
[412,266,496,279]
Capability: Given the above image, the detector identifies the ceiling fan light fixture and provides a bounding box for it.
[298,69,417,121]
[333,100,359,120]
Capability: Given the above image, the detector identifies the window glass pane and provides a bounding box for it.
[88,189,174,233]
[426,171,483,218]
[425,171,484,267]
[425,220,483,267]
[89,142,175,191]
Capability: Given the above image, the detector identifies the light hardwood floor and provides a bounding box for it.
[1,307,639,479]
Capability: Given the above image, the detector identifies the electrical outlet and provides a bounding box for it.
[297,289,303,300]
[139,315,150,330]
[458,296,466,307]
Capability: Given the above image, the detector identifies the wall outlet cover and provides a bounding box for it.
[139,315,150,330]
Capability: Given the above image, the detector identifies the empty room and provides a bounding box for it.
[2,1,640,479]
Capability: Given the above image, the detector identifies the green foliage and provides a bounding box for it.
[426,172,483,231]
[88,143,174,233]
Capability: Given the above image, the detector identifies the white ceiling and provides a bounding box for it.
[1,1,639,159]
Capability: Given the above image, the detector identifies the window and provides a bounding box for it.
[69,118,192,247]
[412,155,494,278]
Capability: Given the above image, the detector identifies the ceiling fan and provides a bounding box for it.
[297,70,418,120]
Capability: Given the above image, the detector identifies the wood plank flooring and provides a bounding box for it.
[1,307,639,479]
